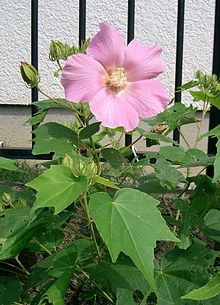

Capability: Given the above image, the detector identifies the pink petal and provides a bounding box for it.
[61,53,106,102]
[124,39,166,82]
[87,23,125,70]
[124,79,169,118]
[89,88,139,131]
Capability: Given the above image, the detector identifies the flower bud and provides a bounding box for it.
[49,40,65,61]
[63,154,97,179]
[2,192,11,204]
[63,154,74,169]
[20,61,40,88]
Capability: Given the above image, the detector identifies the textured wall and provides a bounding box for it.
[0,0,215,106]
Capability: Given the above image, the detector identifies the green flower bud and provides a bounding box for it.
[20,61,40,88]
[49,40,65,61]
[63,154,74,169]
[2,192,11,204]
[63,154,97,179]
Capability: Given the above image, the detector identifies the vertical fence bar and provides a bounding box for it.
[31,0,38,147]
[79,0,86,46]
[125,0,135,147]
[173,0,185,143]
[207,0,220,177]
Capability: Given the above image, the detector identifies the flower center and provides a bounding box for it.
[106,68,127,90]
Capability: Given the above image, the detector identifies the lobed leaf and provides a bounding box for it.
[27,165,87,214]
[32,122,79,157]
[181,273,220,301]
[89,188,179,291]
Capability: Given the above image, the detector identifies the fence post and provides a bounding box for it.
[125,0,135,147]
[31,0,38,147]
[207,0,220,177]
[173,0,185,143]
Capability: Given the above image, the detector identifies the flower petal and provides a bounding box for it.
[89,88,139,131]
[124,39,166,82]
[87,23,125,69]
[61,53,105,102]
[124,79,169,117]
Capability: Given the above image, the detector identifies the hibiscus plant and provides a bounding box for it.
[0,23,220,305]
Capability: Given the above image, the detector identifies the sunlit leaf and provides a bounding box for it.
[27,165,87,214]
[89,188,179,291]
[182,272,220,301]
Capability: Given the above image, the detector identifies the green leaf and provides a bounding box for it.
[89,255,149,304]
[158,146,194,164]
[93,175,119,189]
[190,90,220,110]
[34,98,74,112]
[40,271,74,305]
[154,159,186,190]
[155,243,219,305]
[27,110,48,125]
[178,149,215,168]
[32,122,79,156]
[79,122,101,139]
[213,139,220,182]
[181,273,220,300]
[116,288,137,305]
[0,276,23,305]
[29,242,78,305]
[0,208,50,260]
[137,174,170,195]
[202,209,220,243]
[137,129,177,146]
[201,125,220,140]
[190,90,207,101]
[101,148,125,169]
[145,104,197,132]
[178,80,198,91]
[28,228,64,253]
[89,188,179,291]
[89,256,149,295]
[27,165,87,214]
[0,157,23,172]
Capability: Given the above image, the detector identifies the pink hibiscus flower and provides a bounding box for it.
[61,23,169,131]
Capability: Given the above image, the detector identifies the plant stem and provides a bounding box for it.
[0,266,28,279]
[179,129,190,149]
[89,136,101,174]
[194,101,209,149]
[82,196,101,259]
[32,237,53,255]
[15,255,30,276]
[173,209,181,235]
[1,261,27,274]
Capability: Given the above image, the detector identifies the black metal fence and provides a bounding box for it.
[0,0,220,166]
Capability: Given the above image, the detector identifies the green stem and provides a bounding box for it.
[179,129,190,149]
[56,60,62,71]
[32,237,53,255]
[15,255,30,276]
[1,261,27,274]
[82,196,101,259]
[0,266,28,279]
[89,136,101,174]
[194,101,209,149]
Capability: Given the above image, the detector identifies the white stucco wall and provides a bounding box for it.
[0,0,215,106]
